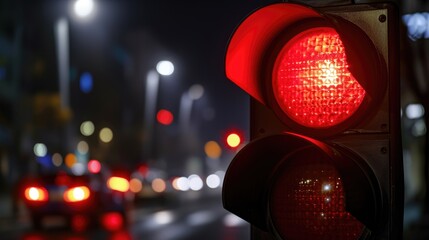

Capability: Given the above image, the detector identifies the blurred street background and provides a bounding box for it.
[0,0,429,239]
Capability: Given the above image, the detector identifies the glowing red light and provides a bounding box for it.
[157,109,174,125]
[270,149,364,239]
[24,187,48,202]
[138,164,149,176]
[63,186,91,202]
[226,133,241,148]
[273,27,366,128]
[110,231,132,240]
[88,159,102,174]
[101,212,124,231]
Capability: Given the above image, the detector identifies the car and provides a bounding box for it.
[21,170,129,231]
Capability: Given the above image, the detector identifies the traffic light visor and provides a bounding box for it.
[226,3,387,136]
[225,3,322,104]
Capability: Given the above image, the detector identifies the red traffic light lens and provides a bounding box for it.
[272,27,366,128]
[269,148,365,240]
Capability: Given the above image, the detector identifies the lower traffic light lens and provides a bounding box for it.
[269,148,365,240]
[272,27,366,129]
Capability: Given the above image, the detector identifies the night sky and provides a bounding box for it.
[1,0,282,171]
[62,0,280,133]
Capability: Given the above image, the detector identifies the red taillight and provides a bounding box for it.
[24,187,48,202]
[269,148,365,240]
[272,27,366,128]
[63,186,91,202]
[107,177,130,193]
[101,212,124,231]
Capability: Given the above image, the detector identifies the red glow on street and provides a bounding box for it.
[102,212,124,231]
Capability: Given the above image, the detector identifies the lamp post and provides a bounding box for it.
[179,84,204,131]
[54,18,70,109]
[54,0,95,150]
[55,0,95,109]
[143,60,174,160]
[178,84,205,177]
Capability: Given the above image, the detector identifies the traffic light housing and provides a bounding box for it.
[222,2,402,240]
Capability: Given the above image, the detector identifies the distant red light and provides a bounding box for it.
[226,133,241,148]
[101,212,124,231]
[157,109,174,125]
[138,164,149,176]
[88,159,102,174]
[272,27,366,128]
[224,130,244,149]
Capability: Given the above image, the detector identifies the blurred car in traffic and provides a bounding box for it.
[128,165,172,204]
[21,170,130,231]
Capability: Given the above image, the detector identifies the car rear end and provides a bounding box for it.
[23,172,100,230]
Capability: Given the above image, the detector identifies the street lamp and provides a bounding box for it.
[156,60,175,76]
[55,0,96,109]
[54,0,97,152]
[179,84,204,130]
[143,60,175,159]
[73,0,95,19]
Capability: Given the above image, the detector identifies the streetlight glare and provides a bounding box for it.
[74,0,95,18]
[156,60,174,76]
[188,84,204,100]
[80,120,95,136]
[99,127,113,143]
[204,141,222,159]
[33,143,48,157]
[405,103,425,119]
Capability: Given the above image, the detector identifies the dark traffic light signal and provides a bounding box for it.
[222,2,402,240]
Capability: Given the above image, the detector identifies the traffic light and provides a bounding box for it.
[225,131,244,149]
[222,2,402,240]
